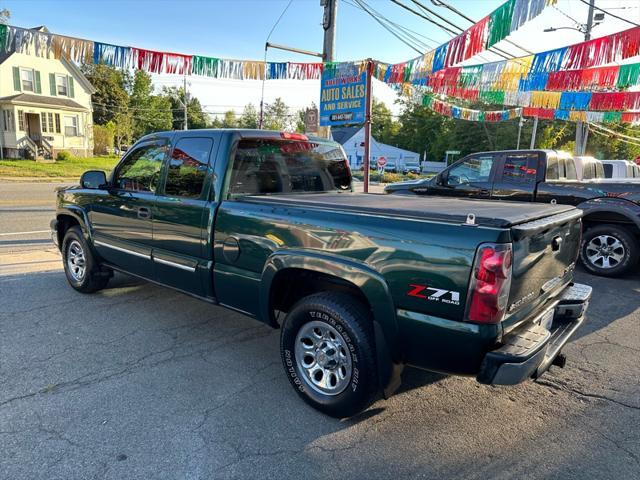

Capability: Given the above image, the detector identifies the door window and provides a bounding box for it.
[114,143,167,193]
[501,153,537,183]
[447,155,494,186]
[546,157,559,180]
[164,137,213,198]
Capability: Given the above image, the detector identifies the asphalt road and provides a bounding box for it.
[1,182,638,480]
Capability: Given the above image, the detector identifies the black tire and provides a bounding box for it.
[280,292,378,418]
[580,224,639,277]
[62,226,109,293]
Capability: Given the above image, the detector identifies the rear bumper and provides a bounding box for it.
[477,283,592,385]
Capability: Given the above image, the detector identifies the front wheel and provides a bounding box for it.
[580,224,639,277]
[62,226,110,293]
[280,292,378,418]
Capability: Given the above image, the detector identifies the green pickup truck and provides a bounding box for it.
[51,129,592,418]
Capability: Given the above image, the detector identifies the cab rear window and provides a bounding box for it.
[227,138,351,197]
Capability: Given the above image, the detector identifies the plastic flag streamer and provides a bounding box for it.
[423,94,640,124]
[0,24,324,81]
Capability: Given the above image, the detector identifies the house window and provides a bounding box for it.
[55,114,61,134]
[64,115,78,136]
[18,110,25,131]
[56,75,69,96]
[2,110,14,132]
[48,113,54,133]
[41,113,47,133]
[21,68,35,92]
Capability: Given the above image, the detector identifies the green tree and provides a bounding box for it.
[130,70,172,139]
[221,110,238,128]
[239,104,259,129]
[82,64,130,126]
[93,123,115,155]
[371,98,399,145]
[162,86,209,130]
[263,98,292,131]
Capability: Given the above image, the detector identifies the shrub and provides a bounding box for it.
[56,151,72,161]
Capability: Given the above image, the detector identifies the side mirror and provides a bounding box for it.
[80,170,107,189]
[436,171,448,186]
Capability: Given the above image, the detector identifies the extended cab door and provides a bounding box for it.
[491,152,539,202]
[429,153,498,198]
[90,138,169,278]
[152,134,219,298]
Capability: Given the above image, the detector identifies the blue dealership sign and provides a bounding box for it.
[320,71,367,126]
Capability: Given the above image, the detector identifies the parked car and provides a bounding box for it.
[601,159,640,179]
[385,149,640,277]
[51,132,590,418]
[403,161,421,174]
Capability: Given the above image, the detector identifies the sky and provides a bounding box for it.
[3,0,639,116]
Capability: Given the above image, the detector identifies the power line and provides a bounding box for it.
[390,0,513,61]
[345,0,440,48]
[577,0,640,27]
[411,0,524,59]
[351,0,426,54]
[429,0,533,56]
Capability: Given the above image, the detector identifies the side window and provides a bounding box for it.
[546,157,559,180]
[595,162,605,179]
[114,143,166,192]
[582,162,594,180]
[603,164,613,178]
[164,137,213,198]
[501,153,537,183]
[447,155,494,186]
[565,158,578,180]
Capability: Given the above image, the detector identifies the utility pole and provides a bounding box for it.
[183,75,188,130]
[530,116,538,149]
[575,0,596,155]
[517,117,524,150]
[322,0,338,140]
[363,60,373,193]
[322,0,338,63]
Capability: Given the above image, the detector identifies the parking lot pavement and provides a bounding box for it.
[1,246,638,480]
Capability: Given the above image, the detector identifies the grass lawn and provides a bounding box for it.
[0,155,120,179]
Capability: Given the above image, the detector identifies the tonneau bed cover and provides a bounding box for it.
[244,193,579,229]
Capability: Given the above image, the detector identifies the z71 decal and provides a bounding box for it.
[407,284,461,306]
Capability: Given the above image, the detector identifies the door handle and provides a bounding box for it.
[137,207,151,219]
[480,189,491,195]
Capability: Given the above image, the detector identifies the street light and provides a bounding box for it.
[543,13,604,36]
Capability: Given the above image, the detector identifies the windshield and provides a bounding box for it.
[227,137,351,197]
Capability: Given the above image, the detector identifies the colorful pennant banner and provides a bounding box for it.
[392,25,640,97]
[0,24,325,81]
[423,94,640,124]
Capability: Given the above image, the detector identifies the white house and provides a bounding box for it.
[332,126,421,172]
[0,26,95,159]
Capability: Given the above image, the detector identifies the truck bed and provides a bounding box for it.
[244,193,576,229]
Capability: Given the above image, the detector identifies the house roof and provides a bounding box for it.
[0,93,88,111]
[331,126,362,145]
[0,26,96,95]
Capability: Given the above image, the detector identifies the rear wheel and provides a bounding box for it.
[580,224,639,277]
[280,292,378,418]
[62,226,110,293]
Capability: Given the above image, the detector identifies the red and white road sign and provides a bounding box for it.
[377,156,387,168]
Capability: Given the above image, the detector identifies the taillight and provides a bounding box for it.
[280,132,308,141]
[466,243,513,324]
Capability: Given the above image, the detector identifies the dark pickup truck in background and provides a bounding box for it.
[385,149,640,277]
[52,132,591,417]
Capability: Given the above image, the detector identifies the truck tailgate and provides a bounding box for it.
[504,209,583,331]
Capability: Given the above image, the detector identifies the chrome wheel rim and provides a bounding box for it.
[586,234,625,269]
[66,240,87,281]
[294,320,352,396]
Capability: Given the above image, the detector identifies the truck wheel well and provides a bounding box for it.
[269,268,372,326]
[56,214,80,245]
[582,212,640,237]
